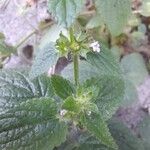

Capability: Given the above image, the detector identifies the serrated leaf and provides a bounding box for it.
[84,76,124,121]
[87,44,122,76]
[48,0,84,27]
[51,75,75,99]
[109,118,145,150]
[95,0,131,36]
[30,42,58,79]
[0,70,67,150]
[81,113,118,149]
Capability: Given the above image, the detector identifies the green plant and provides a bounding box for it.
[0,0,143,150]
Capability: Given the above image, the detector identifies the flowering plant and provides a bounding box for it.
[0,0,135,150]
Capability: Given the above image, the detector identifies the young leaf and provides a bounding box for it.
[62,96,80,112]
[95,0,131,36]
[0,70,67,150]
[81,113,118,150]
[48,0,84,27]
[29,42,58,79]
[51,75,75,99]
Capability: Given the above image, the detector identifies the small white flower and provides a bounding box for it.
[87,111,91,116]
[60,109,68,116]
[90,41,101,53]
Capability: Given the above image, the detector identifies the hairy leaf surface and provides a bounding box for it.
[0,70,67,150]
[30,42,58,78]
[95,0,131,36]
[81,113,117,149]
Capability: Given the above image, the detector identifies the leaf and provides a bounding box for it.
[81,113,118,149]
[0,40,16,56]
[95,0,131,36]
[87,76,124,120]
[86,14,104,29]
[76,133,112,150]
[62,96,79,112]
[0,33,5,40]
[51,75,75,99]
[87,44,122,76]
[29,42,58,79]
[122,78,138,106]
[62,44,122,83]
[140,0,150,17]
[137,115,150,150]
[109,118,145,150]
[0,70,67,150]
[48,0,84,27]
[121,53,148,87]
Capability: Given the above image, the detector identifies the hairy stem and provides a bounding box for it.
[73,53,79,86]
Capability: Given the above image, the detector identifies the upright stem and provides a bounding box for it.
[73,53,79,86]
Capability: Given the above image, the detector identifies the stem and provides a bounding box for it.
[73,53,79,86]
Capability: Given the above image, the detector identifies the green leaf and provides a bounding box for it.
[29,42,58,79]
[0,70,67,150]
[86,14,104,29]
[81,113,118,149]
[62,96,79,112]
[48,0,84,27]
[83,76,124,120]
[51,75,75,99]
[122,78,138,106]
[137,115,150,150]
[95,0,131,36]
[109,118,145,150]
[76,133,112,150]
[121,53,148,87]
[87,44,122,76]
[0,40,16,56]
[62,45,122,83]
[0,33,5,40]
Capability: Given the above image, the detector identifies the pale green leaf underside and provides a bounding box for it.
[95,0,131,36]
[0,70,67,150]
[30,42,58,79]
[48,0,84,27]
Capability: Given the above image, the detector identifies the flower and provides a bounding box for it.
[87,111,91,116]
[60,109,68,116]
[90,41,101,52]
